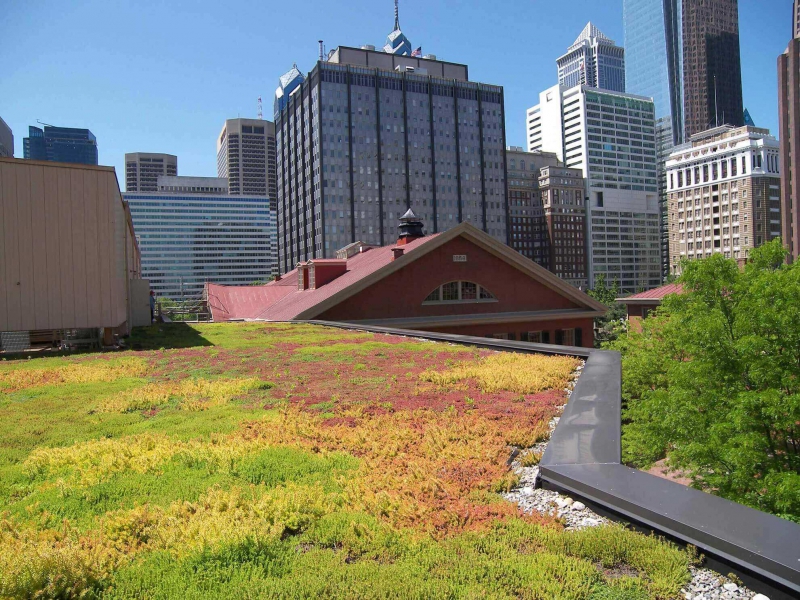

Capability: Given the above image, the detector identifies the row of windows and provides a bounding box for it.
[423,281,496,303]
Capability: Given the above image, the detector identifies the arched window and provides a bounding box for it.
[423,281,497,304]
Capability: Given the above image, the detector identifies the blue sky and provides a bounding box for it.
[1,0,790,188]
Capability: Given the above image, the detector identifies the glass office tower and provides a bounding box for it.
[124,192,276,299]
[23,125,98,165]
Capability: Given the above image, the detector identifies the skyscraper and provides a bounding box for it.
[527,85,661,292]
[23,125,98,165]
[216,118,277,209]
[557,23,626,93]
[273,6,507,274]
[623,0,743,145]
[779,6,800,261]
[623,0,744,277]
[125,152,177,192]
[0,117,13,158]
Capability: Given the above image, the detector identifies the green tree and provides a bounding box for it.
[609,239,800,521]
[587,274,627,347]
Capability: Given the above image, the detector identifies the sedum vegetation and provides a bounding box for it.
[0,322,693,598]
[611,240,800,522]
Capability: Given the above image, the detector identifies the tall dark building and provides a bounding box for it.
[273,10,507,274]
[23,125,98,165]
[779,10,800,262]
[681,0,744,139]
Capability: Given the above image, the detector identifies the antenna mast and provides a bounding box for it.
[394,0,400,30]
[257,96,263,120]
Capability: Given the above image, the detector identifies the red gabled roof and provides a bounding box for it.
[207,234,437,322]
[617,283,683,303]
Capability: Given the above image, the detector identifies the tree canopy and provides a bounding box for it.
[609,240,800,522]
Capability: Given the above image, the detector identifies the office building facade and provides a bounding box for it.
[623,0,743,145]
[124,192,276,299]
[779,19,800,261]
[156,176,227,194]
[528,85,661,292]
[274,44,507,274]
[216,118,277,208]
[125,153,177,192]
[506,148,587,288]
[557,23,626,93]
[23,125,98,165]
[666,125,781,273]
[0,118,13,158]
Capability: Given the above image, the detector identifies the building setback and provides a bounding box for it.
[0,158,143,341]
[528,85,661,292]
[557,22,626,93]
[23,125,98,165]
[125,153,177,192]
[779,21,800,261]
[206,218,606,348]
[666,125,781,274]
[0,118,13,158]
[124,185,276,299]
[506,147,587,288]
[274,23,507,274]
[216,118,277,208]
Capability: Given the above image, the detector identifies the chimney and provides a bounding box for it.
[392,247,404,260]
[307,259,347,289]
[274,274,282,282]
[297,262,310,290]
[397,208,425,245]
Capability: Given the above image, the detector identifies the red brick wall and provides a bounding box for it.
[316,237,595,348]
[423,318,595,348]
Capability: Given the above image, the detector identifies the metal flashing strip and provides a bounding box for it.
[304,321,800,597]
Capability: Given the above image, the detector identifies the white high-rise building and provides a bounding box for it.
[216,118,276,209]
[527,84,661,292]
[557,23,626,93]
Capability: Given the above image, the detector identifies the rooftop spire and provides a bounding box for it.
[394,0,400,31]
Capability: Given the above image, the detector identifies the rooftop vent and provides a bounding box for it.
[392,247,404,261]
[397,208,425,246]
[361,44,376,51]
[336,241,371,259]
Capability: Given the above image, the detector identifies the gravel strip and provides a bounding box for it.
[501,362,769,600]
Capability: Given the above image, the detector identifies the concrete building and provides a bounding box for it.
[23,125,98,165]
[0,117,13,158]
[125,153,177,192]
[527,84,661,292]
[666,125,781,274]
[207,217,606,348]
[216,118,276,208]
[779,14,800,261]
[506,147,587,288]
[0,158,145,347]
[124,190,276,299]
[274,12,507,275]
[156,175,227,194]
[557,22,626,93]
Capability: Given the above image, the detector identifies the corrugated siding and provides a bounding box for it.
[0,160,130,332]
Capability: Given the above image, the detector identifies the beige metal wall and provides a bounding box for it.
[0,158,137,332]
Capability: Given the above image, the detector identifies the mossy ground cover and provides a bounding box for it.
[0,323,693,599]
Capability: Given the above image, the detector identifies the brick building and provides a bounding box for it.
[207,212,605,348]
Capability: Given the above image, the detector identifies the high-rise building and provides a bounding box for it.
[125,152,177,192]
[124,182,276,299]
[273,8,507,274]
[216,118,277,208]
[0,117,13,158]
[23,125,98,165]
[779,8,800,261]
[666,125,781,274]
[623,0,743,146]
[557,23,626,93]
[506,148,588,288]
[527,85,661,292]
[624,0,744,277]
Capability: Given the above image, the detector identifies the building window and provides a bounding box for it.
[423,281,497,304]
[555,328,576,346]
[528,331,542,343]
